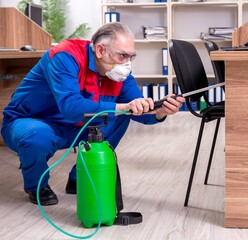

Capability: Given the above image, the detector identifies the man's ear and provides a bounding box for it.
[95,44,105,58]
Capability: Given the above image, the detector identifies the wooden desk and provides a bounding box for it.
[211,50,248,228]
[0,51,46,145]
[0,50,46,59]
[0,50,45,86]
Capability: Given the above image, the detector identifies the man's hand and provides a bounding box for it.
[116,97,154,115]
[116,95,185,118]
[155,95,185,120]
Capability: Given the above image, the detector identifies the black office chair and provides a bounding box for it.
[168,39,225,207]
[203,40,225,91]
[203,40,226,185]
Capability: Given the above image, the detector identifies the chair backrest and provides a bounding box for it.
[203,40,225,91]
[168,39,209,102]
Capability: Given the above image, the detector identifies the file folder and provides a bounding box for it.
[222,90,225,101]
[189,102,198,111]
[105,12,120,24]
[173,83,185,111]
[159,83,168,99]
[215,86,222,103]
[199,96,207,111]
[142,84,152,98]
[184,103,197,111]
[162,48,168,75]
[208,84,215,104]
[152,84,160,101]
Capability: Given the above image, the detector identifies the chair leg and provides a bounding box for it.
[184,119,205,207]
[204,118,221,185]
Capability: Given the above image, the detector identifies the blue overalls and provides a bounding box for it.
[1,39,162,192]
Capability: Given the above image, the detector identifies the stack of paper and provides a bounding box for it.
[208,27,235,39]
[200,32,231,40]
[107,0,126,2]
[142,26,167,40]
[200,27,236,40]
[209,27,235,36]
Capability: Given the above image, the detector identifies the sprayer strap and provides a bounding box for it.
[115,212,143,225]
[115,160,143,225]
[116,164,124,212]
[111,145,143,226]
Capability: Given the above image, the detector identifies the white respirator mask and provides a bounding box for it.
[106,61,132,82]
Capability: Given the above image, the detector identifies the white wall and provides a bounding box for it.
[0,0,18,6]
[0,0,102,40]
[66,0,102,39]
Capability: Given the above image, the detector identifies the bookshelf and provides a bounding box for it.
[101,0,248,95]
[101,0,170,92]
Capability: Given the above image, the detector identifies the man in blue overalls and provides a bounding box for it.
[1,22,184,205]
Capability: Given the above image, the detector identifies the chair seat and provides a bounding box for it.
[200,101,225,122]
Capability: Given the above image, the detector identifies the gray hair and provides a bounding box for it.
[90,22,134,51]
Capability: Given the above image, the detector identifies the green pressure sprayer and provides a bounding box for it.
[77,114,116,228]
[36,111,142,239]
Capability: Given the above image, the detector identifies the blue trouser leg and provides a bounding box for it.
[1,118,88,191]
[1,119,66,191]
[68,115,131,181]
[1,115,130,190]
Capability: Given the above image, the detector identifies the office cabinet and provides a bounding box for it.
[101,0,247,95]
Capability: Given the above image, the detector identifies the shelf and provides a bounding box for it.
[134,39,167,43]
[133,74,168,79]
[103,3,167,7]
[171,1,238,7]
[172,74,215,79]
[173,38,232,42]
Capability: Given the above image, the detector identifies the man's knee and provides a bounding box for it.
[3,119,61,156]
[17,125,61,170]
[19,129,58,154]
